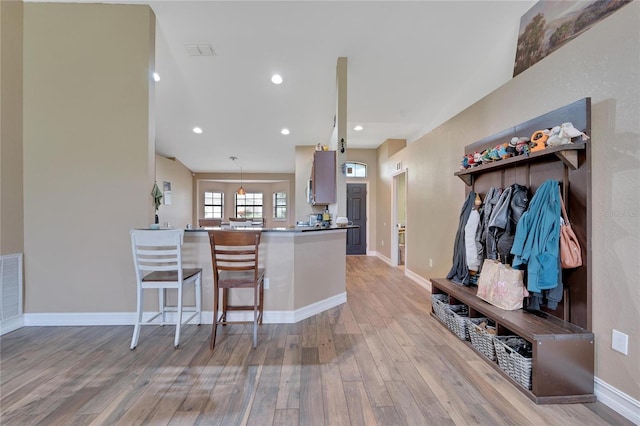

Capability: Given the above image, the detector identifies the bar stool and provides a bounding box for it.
[208,229,264,350]
[129,229,202,349]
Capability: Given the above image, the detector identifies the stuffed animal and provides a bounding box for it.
[506,137,518,157]
[546,125,565,146]
[473,151,483,166]
[559,122,590,142]
[481,149,493,163]
[530,129,549,152]
[460,154,471,169]
[496,143,510,159]
[516,137,531,155]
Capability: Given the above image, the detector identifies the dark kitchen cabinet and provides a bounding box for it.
[311,150,336,205]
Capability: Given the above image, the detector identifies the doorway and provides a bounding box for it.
[346,183,367,255]
[391,170,407,267]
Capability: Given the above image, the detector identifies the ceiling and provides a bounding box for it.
[51,0,537,173]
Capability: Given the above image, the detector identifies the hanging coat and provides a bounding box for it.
[511,179,561,295]
[447,191,476,285]
[465,209,482,271]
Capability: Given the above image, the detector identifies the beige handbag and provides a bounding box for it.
[559,192,582,269]
[476,259,528,310]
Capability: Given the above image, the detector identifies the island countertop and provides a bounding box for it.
[185,225,357,233]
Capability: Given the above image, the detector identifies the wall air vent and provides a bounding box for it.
[185,44,215,56]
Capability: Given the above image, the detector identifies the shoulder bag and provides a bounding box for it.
[559,192,582,269]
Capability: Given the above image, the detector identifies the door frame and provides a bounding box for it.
[391,168,407,267]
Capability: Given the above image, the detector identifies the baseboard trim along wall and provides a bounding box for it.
[0,316,25,336]
[594,377,640,424]
[21,291,347,327]
[405,269,431,292]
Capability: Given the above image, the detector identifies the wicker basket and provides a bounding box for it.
[494,336,533,390]
[443,304,469,340]
[466,318,496,361]
[431,294,449,323]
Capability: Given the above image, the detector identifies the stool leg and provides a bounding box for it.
[253,284,258,348]
[196,274,202,326]
[175,286,183,349]
[131,286,143,350]
[210,283,219,350]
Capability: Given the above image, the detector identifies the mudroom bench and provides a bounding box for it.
[430,277,595,404]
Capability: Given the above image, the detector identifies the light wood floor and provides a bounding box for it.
[0,256,631,425]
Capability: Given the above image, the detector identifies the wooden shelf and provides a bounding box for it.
[455,142,586,186]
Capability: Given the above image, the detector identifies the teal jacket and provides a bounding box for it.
[511,179,561,293]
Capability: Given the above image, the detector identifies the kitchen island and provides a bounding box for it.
[183,226,352,323]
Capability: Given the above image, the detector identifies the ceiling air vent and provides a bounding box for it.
[185,44,215,56]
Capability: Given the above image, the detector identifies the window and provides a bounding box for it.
[236,192,263,219]
[204,192,224,219]
[273,192,287,219]
[345,161,367,178]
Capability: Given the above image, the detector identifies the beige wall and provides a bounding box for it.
[379,3,639,399]
[376,138,406,259]
[0,0,24,256]
[155,156,193,229]
[23,3,156,313]
[194,172,294,228]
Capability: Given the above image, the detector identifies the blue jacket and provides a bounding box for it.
[511,179,561,293]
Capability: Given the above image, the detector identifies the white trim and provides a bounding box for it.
[405,269,432,292]
[21,292,348,327]
[374,251,392,266]
[595,377,640,425]
[0,314,24,336]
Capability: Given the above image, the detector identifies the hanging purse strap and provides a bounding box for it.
[559,189,570,225]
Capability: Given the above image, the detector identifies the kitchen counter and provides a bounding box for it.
[182,226,349,324]
[186,225,357,233]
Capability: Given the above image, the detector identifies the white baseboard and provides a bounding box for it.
[20,292,347,327]
[374,251,392,265]
[0,315,25,336]
[595,377,640,425]
[405,269,432,292]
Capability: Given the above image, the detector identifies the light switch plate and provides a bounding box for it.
[612,329,629,355]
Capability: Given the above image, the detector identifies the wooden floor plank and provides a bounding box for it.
[0,256,631,426]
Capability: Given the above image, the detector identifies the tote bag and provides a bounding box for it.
[476,259,528,310]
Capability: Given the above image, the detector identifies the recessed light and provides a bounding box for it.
[354,125,363,131]
[153,72,160,82]
[193,127,203,134]
[271,74,283,85]
[281,128,290,135]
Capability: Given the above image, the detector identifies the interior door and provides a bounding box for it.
[346,183,367,255]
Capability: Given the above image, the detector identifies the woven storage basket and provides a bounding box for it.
[494,336,533,390]
[443,304,469,340]
[466,318,496,361]
[431,294,449,323]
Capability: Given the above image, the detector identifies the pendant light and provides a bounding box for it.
[230,156,246,195]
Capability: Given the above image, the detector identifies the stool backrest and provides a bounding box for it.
[130,229,184,280]
[199,218,222,228]
[208,230,261,275]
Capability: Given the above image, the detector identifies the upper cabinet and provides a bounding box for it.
[311,150,336,205]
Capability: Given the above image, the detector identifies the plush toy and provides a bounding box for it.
[473,151,483,166]
[460,154,470,169]
[559,122,590,142]
[496,143,510,159]
[506,137,518,157]
[481,149,493,163]
[530,129,549,152]
[546,125,564,146]
[488,146,502,161]
[516,137,531,155]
